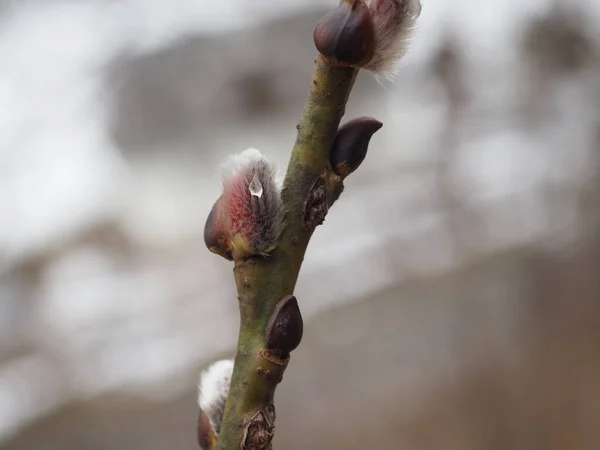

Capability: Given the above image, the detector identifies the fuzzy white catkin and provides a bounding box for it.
[198,359,234,434]
[220,148,285,258]
[222,148,285,192]
[221,148,266,177]
[363,0,422,79]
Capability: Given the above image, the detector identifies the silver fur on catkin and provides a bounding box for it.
[198,359,234,435]
[363,0,422,78]
[221,148,285,260]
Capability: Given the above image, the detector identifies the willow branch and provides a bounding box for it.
[198,1,423,449]
[215,57,356,450]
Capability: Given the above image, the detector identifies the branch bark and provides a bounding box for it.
[201,1,423,447]
[216,57,358,450]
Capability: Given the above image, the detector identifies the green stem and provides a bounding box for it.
[215,56,358,450]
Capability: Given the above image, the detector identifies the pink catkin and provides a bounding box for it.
[221,149,284,257]
[225,171,255,239]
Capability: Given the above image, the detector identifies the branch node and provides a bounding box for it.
[327,172,345,207]
[240,404,276,450]
[302,176,330,231]
[259,349,290,367]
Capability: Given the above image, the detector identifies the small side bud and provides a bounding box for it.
[265,295,304,359]
[330,117,383,178]
[302,176,330,231]
[197,359,234,438]
[204,196,233,261]
[314,0,375,66]
[363,0,422,78]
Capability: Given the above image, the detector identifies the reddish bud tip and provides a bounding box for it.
[330,117,382,178]
[314,0,375,66]
[203,197,233,261]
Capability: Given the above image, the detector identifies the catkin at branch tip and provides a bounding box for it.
[363,0,422,79]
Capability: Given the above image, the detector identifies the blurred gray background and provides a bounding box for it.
[1,0,600,449]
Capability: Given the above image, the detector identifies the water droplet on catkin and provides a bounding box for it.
[249,174,263,198]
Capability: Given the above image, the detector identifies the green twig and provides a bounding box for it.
[215,57,358,450]
[206,0,422,446]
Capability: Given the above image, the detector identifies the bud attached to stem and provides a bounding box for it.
[265,295,304,360]
[197,359,234,449]
[204,196,233,261]
[314,0,422,78]
[198,407,218,450]
[314,0,375,66]
[330,117,383,178]
[203,149,285,262]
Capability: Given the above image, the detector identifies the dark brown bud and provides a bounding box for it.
[330,116,382,178]
[203,196,233,261]
[313,0,375,66]
[197,407,217,450]
[265,295,303,359]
